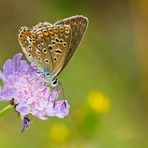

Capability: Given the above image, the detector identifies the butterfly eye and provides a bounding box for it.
[51,78,58,87]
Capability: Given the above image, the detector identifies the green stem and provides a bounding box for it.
[0,104,14,117]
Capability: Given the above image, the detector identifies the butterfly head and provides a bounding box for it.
[44,71,59,87]
[36,66,59,87]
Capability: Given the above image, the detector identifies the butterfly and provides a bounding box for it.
[18,15,88,87]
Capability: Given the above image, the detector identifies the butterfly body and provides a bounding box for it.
[18,15,88,87]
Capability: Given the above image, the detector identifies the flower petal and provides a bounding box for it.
[16,103,31,116]
[0,87,16,101]
[3,59,13,77]
[46,100,70,118]
[19,60,29,72]
[12,53,22,72]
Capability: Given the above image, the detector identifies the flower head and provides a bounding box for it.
[0,53,70,131]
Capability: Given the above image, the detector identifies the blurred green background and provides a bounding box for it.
[0,0,148,148]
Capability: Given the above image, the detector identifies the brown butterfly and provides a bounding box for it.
[18,15,88,87]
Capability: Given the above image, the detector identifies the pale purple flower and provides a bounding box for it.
[0,53,70,132]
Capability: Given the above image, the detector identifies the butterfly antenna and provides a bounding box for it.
[58,80,66,99]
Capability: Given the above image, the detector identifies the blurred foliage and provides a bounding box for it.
[0,0,147,148]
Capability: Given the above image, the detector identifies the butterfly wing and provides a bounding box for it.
[18,22,72,76]
[47,25,72,76]
[18,24,54,72]
[18,15,88,78]
[54,15,88,75]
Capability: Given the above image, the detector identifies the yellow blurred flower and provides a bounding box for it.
[87,90,111,114]
[48,123,69,143]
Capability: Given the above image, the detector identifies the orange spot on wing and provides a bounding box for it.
[48,29,54,35]
[59,27,64,33]
[23,31,31,36]
[43,31,49,36]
